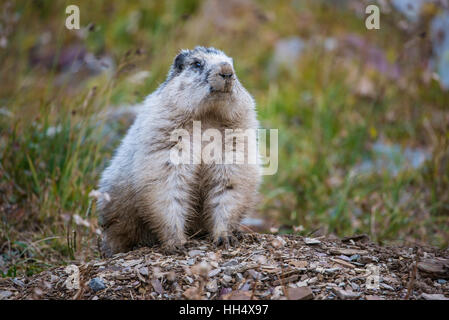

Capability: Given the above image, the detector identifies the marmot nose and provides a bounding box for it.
[219,63,234,79]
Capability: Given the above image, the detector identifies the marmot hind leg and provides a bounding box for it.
[99,207,156,257]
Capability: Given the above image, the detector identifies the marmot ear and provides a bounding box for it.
[173,51,189,73]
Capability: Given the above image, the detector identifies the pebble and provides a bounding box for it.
[332,288,361,300]
[324,267,341,274]
[338,255,351,262]
[308,277,318,284]
[188,250,204,258]
[380,283,394,291]
[349,254,361,262]
[0,291,13,300]
[437,279,447,285]
[206,279,218,292]
[252,255,267,264]
[208,268,221,278]
[420,293,449,300]
[296,281,308,287]
[350,282,360,291]
[222,259,239,267]
[240,281,252,291]
[246,269,262,280]
[222,275,233,284]
[138,267,149,276]
[88,278,106,292]
[304,238,321,245]
[12,278,25,287]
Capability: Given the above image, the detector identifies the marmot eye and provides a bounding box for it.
[193,61,202,68]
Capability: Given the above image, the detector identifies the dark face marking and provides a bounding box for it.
[189,58,205,73]
[173,52,188,74]
[203,69,211,85]
[164,47,230,92]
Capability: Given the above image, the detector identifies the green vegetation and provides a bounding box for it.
[1,0,448,277]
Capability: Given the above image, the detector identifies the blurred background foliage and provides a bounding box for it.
[0,0,448,277]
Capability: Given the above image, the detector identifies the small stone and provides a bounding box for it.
[12,278,25,287]
[138,267,149,276]
[187,259,195,266]
[350,282,360,291]
[252,255,267,264]
[246,269,262,280]
[240,281,251,291]
[332,288,361,300]
[308,277,318,284]
[0,291,13,300]
[208,268,221,278]
[206,279,218,293]
[324,267,341,274]
[296,280,308,287]
[151,278,164,294]
[349,254,360,261]
[188,250,204,258]
[337,255,352,262]
[207,252,218,261]
[121,259,143,267]
[437,279,447,285]
[219,287,232,296]
[271,286,284,300]
[271,238,283,248]
[420,293,449,300]
[222,275,233,284]
[380,283,394,291]
[222,259,238,267]
[287,287,314,300]
[89,278,106,292]
[276,236,287,246]
[259,290,271,298]
[304,238,321,245]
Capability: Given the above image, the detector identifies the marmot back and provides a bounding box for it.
[97,46,261,256]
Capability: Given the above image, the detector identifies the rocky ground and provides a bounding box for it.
[0,233,448,300]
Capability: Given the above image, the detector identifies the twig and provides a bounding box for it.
[405,247,420,300]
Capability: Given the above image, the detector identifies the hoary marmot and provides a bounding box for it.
[97,46,261,256]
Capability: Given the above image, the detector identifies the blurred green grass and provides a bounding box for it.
[1,0,448,277]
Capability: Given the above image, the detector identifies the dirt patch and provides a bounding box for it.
[1,233,448,300]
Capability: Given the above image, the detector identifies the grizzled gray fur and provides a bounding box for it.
[97,47,261,256]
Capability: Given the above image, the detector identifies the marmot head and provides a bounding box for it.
[158,46,252,118]
[169,46,235,93]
